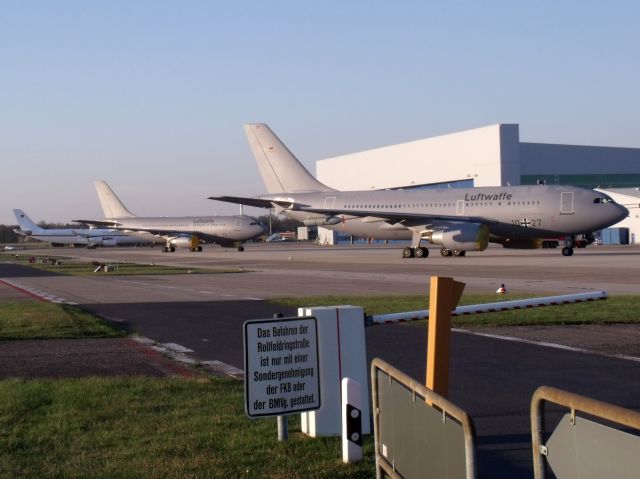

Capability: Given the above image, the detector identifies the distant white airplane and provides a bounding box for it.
[75,181,265,252]
[210,123,629,258]
[12,209,150,248]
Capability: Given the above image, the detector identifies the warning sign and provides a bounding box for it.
[244,316,321,418]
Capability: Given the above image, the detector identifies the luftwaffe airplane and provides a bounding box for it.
[13,209,150,248]
[76,181,265,252]
[210,123,629,258]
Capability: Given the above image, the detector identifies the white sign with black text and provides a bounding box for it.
[244,316,321,418]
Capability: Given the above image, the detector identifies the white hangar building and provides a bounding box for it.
[315,124,640,244]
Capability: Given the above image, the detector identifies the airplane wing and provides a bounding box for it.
[210,196,499,226]
[296,206,500,227]
[95,225,234,246]
[209,196,310,209]
[73,219,122,227]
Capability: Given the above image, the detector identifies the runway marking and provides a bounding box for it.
[161,343,194,353]
[453,328,640,363]
[131,337,244,378]
[0,279,78,305]
[201,360,245,379]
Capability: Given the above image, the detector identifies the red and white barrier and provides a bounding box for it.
[369,291,608,326]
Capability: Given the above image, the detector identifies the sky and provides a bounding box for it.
[1,1,639,225]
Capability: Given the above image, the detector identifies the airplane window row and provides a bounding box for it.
[342,201,542,209]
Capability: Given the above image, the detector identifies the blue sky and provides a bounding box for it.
[2,1,639,224]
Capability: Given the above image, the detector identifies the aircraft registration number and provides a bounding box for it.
[512,218,542,228]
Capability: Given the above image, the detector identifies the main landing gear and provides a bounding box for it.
[163,246,176,253]
[402,246,429,258]
[440,249,466,257]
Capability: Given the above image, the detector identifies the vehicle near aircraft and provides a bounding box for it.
[12,209,150,248]
[210,123,629,258]
[76,181,265,252]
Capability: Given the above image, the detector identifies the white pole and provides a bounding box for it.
[341,377,363,463]
[370,291,608,325]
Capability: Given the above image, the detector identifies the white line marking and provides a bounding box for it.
[452,328,640,363]
[161,343,194,353]
[201,360,244,378]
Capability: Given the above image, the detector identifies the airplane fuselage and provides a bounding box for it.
[261,185,628,241]
[108,215,265,245]
[17,228,150,247]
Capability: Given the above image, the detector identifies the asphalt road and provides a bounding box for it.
[2,244,640,478]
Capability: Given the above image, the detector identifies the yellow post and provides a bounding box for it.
[426,276,466,398]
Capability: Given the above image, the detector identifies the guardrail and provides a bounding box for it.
[367,291,608,326]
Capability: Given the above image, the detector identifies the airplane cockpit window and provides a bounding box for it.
[594,196,614,204]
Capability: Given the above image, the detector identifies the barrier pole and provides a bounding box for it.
[426,276,465,397]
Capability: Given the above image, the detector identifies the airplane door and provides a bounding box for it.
[323,197,336,209]
[560,192,574,214]
[234,219,242,230]
[456,200,465,216]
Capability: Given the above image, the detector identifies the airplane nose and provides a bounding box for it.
[616,204,629,222]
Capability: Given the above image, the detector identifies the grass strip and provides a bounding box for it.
[0,377,374,478]
[0,302,123,340]
[2,253,239,275]
[272,294,640,327]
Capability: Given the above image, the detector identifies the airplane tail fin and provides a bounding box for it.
[94,181,136,219]
[244,123,335,194]
[13,209,43,234]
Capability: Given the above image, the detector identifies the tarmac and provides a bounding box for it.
[1,244,639,478]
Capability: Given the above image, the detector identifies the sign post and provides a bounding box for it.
[244,316,321,419]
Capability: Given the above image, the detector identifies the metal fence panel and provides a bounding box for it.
[545,414,640,479]
[372,358,476,479]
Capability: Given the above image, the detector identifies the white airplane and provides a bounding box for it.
[210,123,629,258]
[12,209,149,248]
[76,181,265,252]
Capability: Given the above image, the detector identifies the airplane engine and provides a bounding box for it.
[169,236,194,248]
[88,238,117,248]
[303,216,342,226]
[428,223,489,251]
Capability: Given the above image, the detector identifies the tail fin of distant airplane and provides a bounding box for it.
[94,181,136,219]
[12,209,44,234]
[244,123,336,194]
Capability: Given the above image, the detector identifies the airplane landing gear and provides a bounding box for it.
[237,246,245,252]
[401,246,429,258]
[562,235,576,256]
[414,247,429,258]
[440,248,453,257]
[402,247,414,258]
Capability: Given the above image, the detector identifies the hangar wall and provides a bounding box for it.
[596,188,640,244]
[316,124,521,190]
[520,143,640,188]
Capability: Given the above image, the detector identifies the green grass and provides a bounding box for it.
[0,302,124,339]
[2,253,239,275]
[272,294,640,327]
[0,377,374,478]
